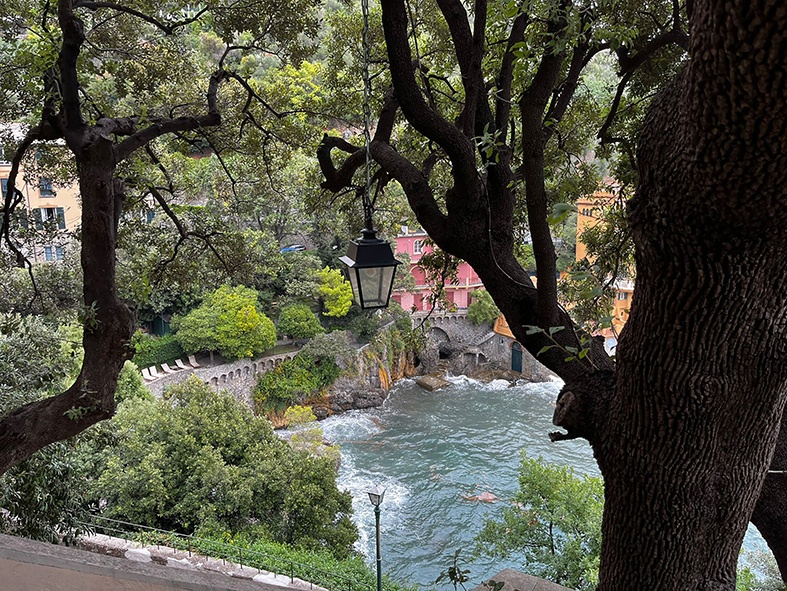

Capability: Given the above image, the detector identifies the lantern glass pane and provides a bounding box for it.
[359,266,383,307]
[347,268,361,305]
[359,265,395,308]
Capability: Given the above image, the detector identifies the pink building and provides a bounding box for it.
[391,228,485,312]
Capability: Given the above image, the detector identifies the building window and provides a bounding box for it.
[33,207,66,230]
[617,291,629,301]
[43,246,64,262]
[1,178,7,197]
[413,240,423,254]
[39,177,54,197]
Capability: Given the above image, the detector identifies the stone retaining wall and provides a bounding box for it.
[146,352,298,406]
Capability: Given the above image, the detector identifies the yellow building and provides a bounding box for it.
[0,136,80,262]
[575,190,615,261]
[575,190,632,337]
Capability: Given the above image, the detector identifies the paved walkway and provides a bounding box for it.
[79,533,328,591]
[0,533,328,591]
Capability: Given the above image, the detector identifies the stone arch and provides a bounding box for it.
[244,366,250,376]
[220,374,227,384]
[430,326,450,344]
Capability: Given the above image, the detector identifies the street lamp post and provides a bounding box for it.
[367,487,385,591]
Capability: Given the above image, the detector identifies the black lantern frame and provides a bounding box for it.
[340,228,400,309]
[367,486,385,507]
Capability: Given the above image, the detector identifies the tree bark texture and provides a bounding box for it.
[594,2,787,588]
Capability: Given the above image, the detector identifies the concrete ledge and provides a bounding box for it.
[0,533,297,591]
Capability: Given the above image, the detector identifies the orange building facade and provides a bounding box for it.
[575,190,633,338]
[0,150,80,263]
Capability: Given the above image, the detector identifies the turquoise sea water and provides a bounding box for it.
[319,376,768,588]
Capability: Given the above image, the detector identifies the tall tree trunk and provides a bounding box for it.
[593,1,787,586]
[0,137,132,473]
[339,0,787,586]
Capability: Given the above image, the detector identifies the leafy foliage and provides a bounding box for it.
[173,285,276,360]
[0,312,88,543]
[0,253,82,318]
[317,266,353,318]
[254,353,341,414]
[130,331,184,369]
[284,405,339,463]
[278,304,324,340]
[94,377,357,556]
[474,452,603,591]
[466,290,501,326]
[0,313,78,400]
[298,331,357,370]
[115,361,154,404]
[186,531,416,591]
[0,440,89,544]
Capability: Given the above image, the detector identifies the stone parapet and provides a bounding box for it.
[146,352,298,407]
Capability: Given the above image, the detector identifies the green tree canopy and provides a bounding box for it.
[278,304,324,341]
[317,266,353,318]
[173,285,275,360]
[475,452,603,591]
[95,376,357,556]
[466,290,501,326]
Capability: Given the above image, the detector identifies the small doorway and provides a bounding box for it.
[511,342,523,373]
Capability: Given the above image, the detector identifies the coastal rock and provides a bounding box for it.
[415,374,452,392]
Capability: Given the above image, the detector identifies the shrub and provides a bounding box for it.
[278,304,324,340]
[299,331,356,369]
[254,354,340,414]
[94,377,357,556]
[466,289,501,326]
[317,266,353,318]
[131,331,184,368]
[173,285,276,360]
[115,361,154,403]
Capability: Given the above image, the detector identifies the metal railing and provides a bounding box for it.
[80,515,364,591]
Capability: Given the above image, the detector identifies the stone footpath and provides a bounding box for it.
[79,533,331,591]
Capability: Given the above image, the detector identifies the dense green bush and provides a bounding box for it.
[466,289,501,326]
[131,331,184,368]
[278,304,324,340]
[254,354,341,413]
[474,451,603,591]
[299,331,356,370]
[94,377,357,556]
[189,533,417,591]
[347,310,379,343]
[0,313,88,543]
[172,285,276,360]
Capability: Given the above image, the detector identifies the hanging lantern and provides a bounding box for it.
[341,228,400,309]
[339,0,399,309]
